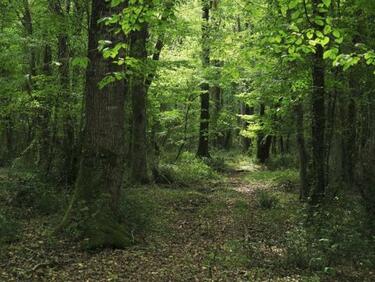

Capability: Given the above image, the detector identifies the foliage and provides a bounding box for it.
[284,199,375,273]
[7,172,63,215]
[157,152,220,186]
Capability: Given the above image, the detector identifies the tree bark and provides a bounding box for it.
[21,0,36,77]
[197,0,211,158]
[37,44,53,175]
[50,0,76,184]
[129,24,149,184]
[58,0,129,249]
[211,83,222,148]
[256,104,272,163]
[310,0,326,204]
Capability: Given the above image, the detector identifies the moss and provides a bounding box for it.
[57,150,131,249]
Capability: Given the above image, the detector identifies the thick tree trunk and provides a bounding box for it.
[129,24,149,184]
[197,0,211,158]
[310,0,326,204]
[59,0,129,249]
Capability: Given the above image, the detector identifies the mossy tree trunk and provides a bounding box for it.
[59,0,129,249]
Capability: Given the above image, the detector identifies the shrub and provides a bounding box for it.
[7,172,63,215]
[266,154,298,170]
[283,201,375,273]
[156,152,220,186]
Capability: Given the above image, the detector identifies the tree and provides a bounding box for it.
[310,0,327,204]
[197,0,211,158]
[58,0,129,249]
[49,0,76,184]
[129,23,150,184]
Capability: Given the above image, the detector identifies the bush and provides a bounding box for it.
[284,201,375,273]
[255,190,279,209]
[156,152,220,186]
[266,154,298,170]
[7,172,63,215]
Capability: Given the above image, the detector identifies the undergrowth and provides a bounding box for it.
[156,152,220,186]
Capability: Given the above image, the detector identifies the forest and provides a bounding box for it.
[0,0,374,281]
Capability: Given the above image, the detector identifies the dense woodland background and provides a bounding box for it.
[0,0,374,281]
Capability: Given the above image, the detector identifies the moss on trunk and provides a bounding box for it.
[58,151,131,249]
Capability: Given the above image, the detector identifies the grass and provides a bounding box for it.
[245,169,299,184]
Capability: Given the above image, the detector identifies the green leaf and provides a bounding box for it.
[321,36,330,46]
[322,0,331,8]
[323,48,338,60]
[289,0,300,9]
[332,30,341,38]
[324,25,332,35]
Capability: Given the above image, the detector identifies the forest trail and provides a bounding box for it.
[226,171,267,196]
[0,166,304,282]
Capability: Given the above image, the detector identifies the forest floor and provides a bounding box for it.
[0,157,374,282]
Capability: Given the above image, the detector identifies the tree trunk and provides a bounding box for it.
[197,0,211,158]
[58,0,129,249]
[310,0,326,204]
[21,0,36,77]
[211,84,222,148]
[50,0,76,184]
[240,103,254,151]
[58,33,76,184]
[37,44,53,175]
[129,24,149,184]
[341,69,359,187]
[256,104,272,163]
